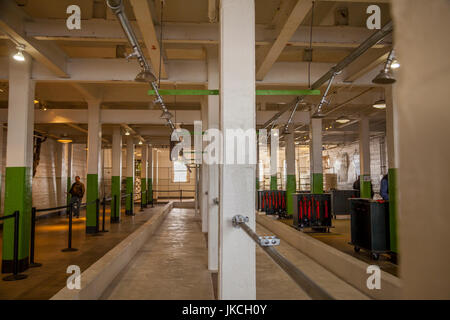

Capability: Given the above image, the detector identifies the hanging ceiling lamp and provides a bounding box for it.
[373,99,386,109]
[372,49,397,84]
[13,45,26,62]
[135,68,157,83]
[336,115,351,124]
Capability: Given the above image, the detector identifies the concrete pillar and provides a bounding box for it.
[219,0,256,300]
[66,143,73,208]
[207,46,219,271]
[256,141,260,190]
[359,116,372,198]
[270,129,279,190]
[1,52,35,273]
[154,148,159,201]
[86,100,101,233]
[285,131,296,216]
[200,97,208,233]
[385,85,399,254]
[125,136,135,215]
[55,143,65,206]
[147,146,153,204]
[0,126,4,213]
[310,118,323,194]
[141,144,148,206]
[391,0,450,299]
[111,127,122,222]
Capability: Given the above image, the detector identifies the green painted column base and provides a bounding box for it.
[1,167,32,273]
[111,176,121,223]
[125,177,134,215]
[360,175,372,199]
[311,173,323,194]
[270,175,277,190]
[256,178,260,191]
[388,168,398,254]
[86,174,99,234]
[286,174,296,217]
[147,178,153,205]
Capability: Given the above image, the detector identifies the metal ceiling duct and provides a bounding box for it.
[263,20,393,129]
[106,0,175,132]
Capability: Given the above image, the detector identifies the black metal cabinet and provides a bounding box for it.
[350,198,390,260]
[330,190,359,217]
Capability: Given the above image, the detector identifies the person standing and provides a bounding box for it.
[380,174,389,200]
[69,176,85,218]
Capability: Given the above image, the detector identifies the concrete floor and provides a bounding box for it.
[0,204,159,300]
[101,208,215,300]
[279,217,398,276]
[102,207,365,300]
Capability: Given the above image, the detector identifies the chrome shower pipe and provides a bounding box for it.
[106,0,175,132]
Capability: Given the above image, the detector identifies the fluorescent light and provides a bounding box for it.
[373,99,386,109]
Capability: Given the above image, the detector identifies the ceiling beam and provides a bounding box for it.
[129,0,167,79]
[344,47,391,82]
[19,20,389,49]
[256,0,311,80]
[0,0,68,78]
[121,123,145,142]
[65,123,109,143]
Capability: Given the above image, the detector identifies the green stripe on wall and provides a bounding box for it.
[270,175,277,190]
[86,174,99,229]
[311,173,323,194]
[286,174,296,216]
[126,177,134,214]
[360,174,372,199]
[111,176,121,221]
[1,167,32,262]
[388,168,398,253]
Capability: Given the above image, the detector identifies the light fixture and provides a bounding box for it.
[135,69,157,83]
[138,140,143,145]
[125,131,130,136]
[391,60,400,69]
[13,45,26,62]
[372,49,397,84]
[160,110,173,120]
[57,137,73,144]
[336,116,351,124]
[34,99,39,104]
[373,99,386,109]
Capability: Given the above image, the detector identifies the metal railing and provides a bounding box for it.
[0,211,27,281]
[232,215,334,300]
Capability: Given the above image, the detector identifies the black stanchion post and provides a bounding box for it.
[112,194,118,223]
[29,207,42,268]
[101,196,108,232]
[140,190,144,212]
[3,211,28,281]
[62,204,78,252]
[144,190,147,208]
[130,192,134,216]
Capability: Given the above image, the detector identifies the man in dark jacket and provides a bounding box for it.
[69,176,85,218]
[380,174,389,200]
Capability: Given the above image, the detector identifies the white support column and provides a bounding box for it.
[86,100,101,233]
[219,0,256,300]
[207,46,220,271]
[125,135,135,215]
[310,118,323,194]
[201,97,209,233]
[2,50,35,270]
[111,126,122,222]
[147,145,153,204]
[270,129,279,190]
[141,143,148,205]
[359,116,372,198]
[0,125,4,212]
